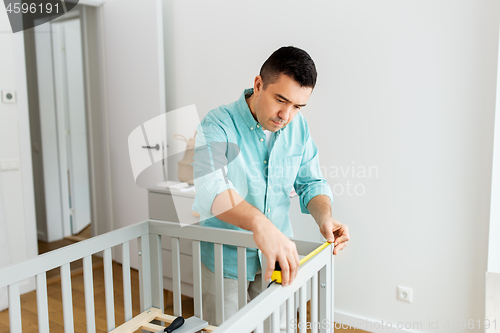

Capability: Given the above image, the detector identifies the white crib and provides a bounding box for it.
[0,220,334,333]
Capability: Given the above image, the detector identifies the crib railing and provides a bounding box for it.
[214,243,334,333]
[0,220,150,333]
[0,220,334,333]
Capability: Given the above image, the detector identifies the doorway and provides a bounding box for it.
[37,14,91,242]
[24,4,110,251]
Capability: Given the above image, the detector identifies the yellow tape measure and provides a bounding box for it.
[270,241,332,284]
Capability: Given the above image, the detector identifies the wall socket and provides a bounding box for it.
[0,159,20,171]
[397,285,413,303]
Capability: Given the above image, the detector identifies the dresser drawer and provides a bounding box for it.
[162,249,194,285]
[148,191,199,226]
[148,191,179,222]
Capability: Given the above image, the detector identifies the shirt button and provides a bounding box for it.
[250,126,254,130]
[263,160,267,164]
[267,208,270,212]
[260,138,264,142]
[256,124,260,128]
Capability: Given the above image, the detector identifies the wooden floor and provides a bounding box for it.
[38,225,92,255]
[0,228,368,332]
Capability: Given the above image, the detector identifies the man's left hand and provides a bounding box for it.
[319,218,349,255]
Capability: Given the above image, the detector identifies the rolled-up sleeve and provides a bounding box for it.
[192,120,239,217]
[294,131,334,214]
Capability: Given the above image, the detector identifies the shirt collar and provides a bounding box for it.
[237,88,285,135]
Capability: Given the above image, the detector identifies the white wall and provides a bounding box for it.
[485,6,500,328]
[102,0,165,267]
[0,4,37,302]
[162,1,498,332]
[488,17,500,274]
[0,13,21,307]
[0,10,26,269]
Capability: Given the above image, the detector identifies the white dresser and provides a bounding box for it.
[147,185,324,296]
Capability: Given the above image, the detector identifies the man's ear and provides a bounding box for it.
[254,75,263,95]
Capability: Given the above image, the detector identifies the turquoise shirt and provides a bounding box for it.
[192,88,333,281]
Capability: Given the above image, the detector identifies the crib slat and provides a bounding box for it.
[271,309,280,333]
[286,295,294,333]
[103,248,115,330]
[254,321,264,333]
[8,282,22,333]
[83,255,96,333]
[209,246,331,333]
[122,242,133,321]
[237,246,247,309]
[311,273,318,333]
[293,289,300,332]
[214,243,224,325]
[171,237,182,316]
[61,263,74,333]
[36,272,50,333]
[299,284,307,333]
[294,290,298,326]
[260,253,268,292]
[192,240,203,318]
[259,254,271,332]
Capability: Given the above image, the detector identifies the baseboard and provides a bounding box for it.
[485,272,500,333]
[335,310,423,333]
[65,234,88,242]
[19,277,35,296]
[37,230,47,242]
[163,276,194,298]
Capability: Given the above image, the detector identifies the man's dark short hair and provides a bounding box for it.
[260,46,317,89]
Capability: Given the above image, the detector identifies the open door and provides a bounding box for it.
[34,14,91,240]
[51,18,91,236]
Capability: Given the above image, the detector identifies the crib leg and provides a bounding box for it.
[149,234,164,311]
[138,235,152,313]
[319,254,334,333]
[330,255,334,331]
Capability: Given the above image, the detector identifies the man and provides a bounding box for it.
[192,46,349,326]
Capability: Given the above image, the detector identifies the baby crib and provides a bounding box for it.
[0,220,334,333]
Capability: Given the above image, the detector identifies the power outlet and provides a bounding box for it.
[0,159,20,171]
[397,285,413,303]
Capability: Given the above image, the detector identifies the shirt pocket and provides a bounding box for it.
[281,155,302,193]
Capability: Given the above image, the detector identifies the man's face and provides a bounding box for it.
[251,74,313,132]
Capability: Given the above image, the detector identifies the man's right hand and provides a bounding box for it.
[252,218,300,287]
[211,189,300,286]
